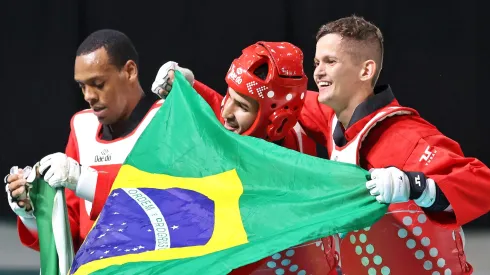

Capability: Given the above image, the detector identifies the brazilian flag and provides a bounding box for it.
[69,72,387,274]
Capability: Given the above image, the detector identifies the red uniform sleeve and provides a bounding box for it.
[192,80,224,119]
[17,128,83,251]
[298,91,334,152]
[301,133,318,157]
[402,134,490,226]
[362,115,490,227]
[89,164,122,220]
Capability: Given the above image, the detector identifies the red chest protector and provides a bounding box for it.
[329,106,472,275]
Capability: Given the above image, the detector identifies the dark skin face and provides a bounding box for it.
[74,48,141,126]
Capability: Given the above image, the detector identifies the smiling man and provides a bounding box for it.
[5,29,162,253]
[298,15,490,274]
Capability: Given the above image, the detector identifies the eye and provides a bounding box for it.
[95,82,105,89]
[237,102,249,112]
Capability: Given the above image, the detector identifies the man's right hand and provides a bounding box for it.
[5,168,34,217]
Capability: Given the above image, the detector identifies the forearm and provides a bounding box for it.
[192,80,224,119]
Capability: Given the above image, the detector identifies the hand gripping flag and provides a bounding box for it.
[27,171,74,275]
[69,71,388,275]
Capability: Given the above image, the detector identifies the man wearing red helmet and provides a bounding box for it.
[152,42,339,275]
[154,42,317,148]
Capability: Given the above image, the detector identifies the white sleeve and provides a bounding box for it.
[74,166,98,202]
[6,184,38,231]
[19,215,38,232]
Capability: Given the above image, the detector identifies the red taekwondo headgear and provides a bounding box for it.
[224,41,308,141]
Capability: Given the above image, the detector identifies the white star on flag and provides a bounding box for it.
[138,245,145,249]
[132,248,138,251]
[147,229,152,232]
[171,225,179,230]
[121,222,127,225]
[104,250,110,254]
[97,233,106,239]
[113,212,120,215]
[90,251,95,255]
[118,229,124,232]
[114,246,118,249]
[112,192,119,197]
[125,249,130,252]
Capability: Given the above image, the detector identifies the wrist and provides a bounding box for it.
[13,201,35,219]
[414,178,436,207]
[176,65,195,86]
[404,171,428,200]
[19,215,38,232]
[403,170,437,207]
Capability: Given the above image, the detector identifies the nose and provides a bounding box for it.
[83,86,98,105]
[314,63,326,80]
[221,98,235,120]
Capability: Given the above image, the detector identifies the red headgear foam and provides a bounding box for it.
[224,41,308,141]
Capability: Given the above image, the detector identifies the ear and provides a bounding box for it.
[359,60,376,83]
[123,60,138,83]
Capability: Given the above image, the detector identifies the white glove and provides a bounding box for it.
[38,152,99,202]
[5,166,38,231]
[366,167,410,204]
[39,152,81,190]
[5,166,35,219]
[151,61,195,98]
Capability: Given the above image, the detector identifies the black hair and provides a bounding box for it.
[76,29,139,69]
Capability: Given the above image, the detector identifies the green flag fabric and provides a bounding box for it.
[29,177,74,275]
[68,71,388,275]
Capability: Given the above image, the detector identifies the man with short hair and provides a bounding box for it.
[5,29,162,252]
[299,15,490,274]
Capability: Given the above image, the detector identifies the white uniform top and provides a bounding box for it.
[72,99,163,216]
